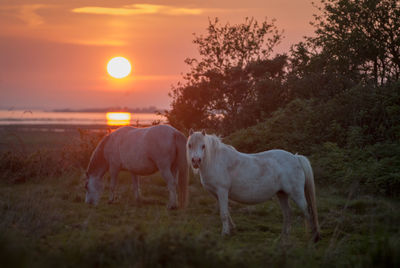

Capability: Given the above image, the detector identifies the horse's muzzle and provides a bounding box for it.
[192,163,199,169]
[191,157,201,169]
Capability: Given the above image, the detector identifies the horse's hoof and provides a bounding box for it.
[135,199,142,207]
[167,204,178,210]
[313,232,321,243]
[277,234,290,247]
[221,230,231,236]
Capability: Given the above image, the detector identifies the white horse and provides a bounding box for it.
[85,125,189,209]
[187,130,320,242]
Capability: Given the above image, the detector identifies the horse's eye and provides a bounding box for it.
[188,144,192,149]
[202,144,205,150]
[85,181,88,190]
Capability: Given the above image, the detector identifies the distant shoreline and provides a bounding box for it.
[0,123,156,132]
[0,109,166,126]
[52,106,164,114]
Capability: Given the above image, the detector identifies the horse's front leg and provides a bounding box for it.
[217,190,233,236]
[131,173,141,205]
[160,169,178,210]
[108,167,119,204]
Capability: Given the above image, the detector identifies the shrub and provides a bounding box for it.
[61,128,106,170]
[225,83,400,196]
[0,128,107,184]
[311,142,400,195]
[0,150,63,183]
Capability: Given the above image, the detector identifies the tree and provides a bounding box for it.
[288,0,400,100]
[165,17,285,133]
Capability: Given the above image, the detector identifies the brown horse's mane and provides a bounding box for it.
[86,134,110,176]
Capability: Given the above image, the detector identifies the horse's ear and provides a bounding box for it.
[201,129,206,136]
[189,128,194,136]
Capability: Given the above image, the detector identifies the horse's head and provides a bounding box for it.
[85,171,104,205]
[187,129,207,170]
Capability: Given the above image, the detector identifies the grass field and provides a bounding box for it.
[0,126,399,267]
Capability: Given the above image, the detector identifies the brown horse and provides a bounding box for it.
[85,125,189,209]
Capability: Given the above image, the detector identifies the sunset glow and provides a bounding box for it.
[72,4,203,16]
[0,1,317,109]
[107,57,132,79]
[106,112,131,126]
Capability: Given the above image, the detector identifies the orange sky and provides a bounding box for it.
[0,0,319,110]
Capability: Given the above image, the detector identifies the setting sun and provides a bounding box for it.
[107,57,132,79]
[106,112,131,126]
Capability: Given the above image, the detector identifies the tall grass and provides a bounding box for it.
[0,128,106,184]
[0,128,399,267]
[0,168,399,267]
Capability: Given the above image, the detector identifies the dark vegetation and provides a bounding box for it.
[0,128,104,184]
[226,84,400,196]
[165,0,400,196]
[0,129,399,267]
[1,0,400,266]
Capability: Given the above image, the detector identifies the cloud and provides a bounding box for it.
[67,38,127,47]
[72,4,203,16]
[0,4,48,27]
[20,4,46,26]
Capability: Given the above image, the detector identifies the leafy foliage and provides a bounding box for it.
[185,17,283,80]
[165,0,400,195]
[313,0,400,85]
[167,1,400,134]
[165,17,286,134]
[288,0,400,99]
[226,83,400,195]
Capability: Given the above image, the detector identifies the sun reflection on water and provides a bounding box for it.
[106,112,131,126]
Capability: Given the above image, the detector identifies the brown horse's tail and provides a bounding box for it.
[174,131,189,208]
[297,155,320,242]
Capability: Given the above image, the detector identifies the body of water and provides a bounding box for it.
[0,110,164,126]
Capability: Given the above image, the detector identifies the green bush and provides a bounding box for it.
[225,83,400,196]
[311,142,400,195]
[0,129,106,184]
[0,150,63,183]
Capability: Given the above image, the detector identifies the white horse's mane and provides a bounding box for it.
[205,134,222,147]
[188,132,237,174]
[204,134,236,162]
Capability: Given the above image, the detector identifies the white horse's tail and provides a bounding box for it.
[297,155,321,242]
[174,131,189,209]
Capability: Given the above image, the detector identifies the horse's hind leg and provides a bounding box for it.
[160,168,178,210]
[108,166,120,204]
[291,190,314,238]
[277,191,291,239]
[228,215,236,231]
[131,173,141,205]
